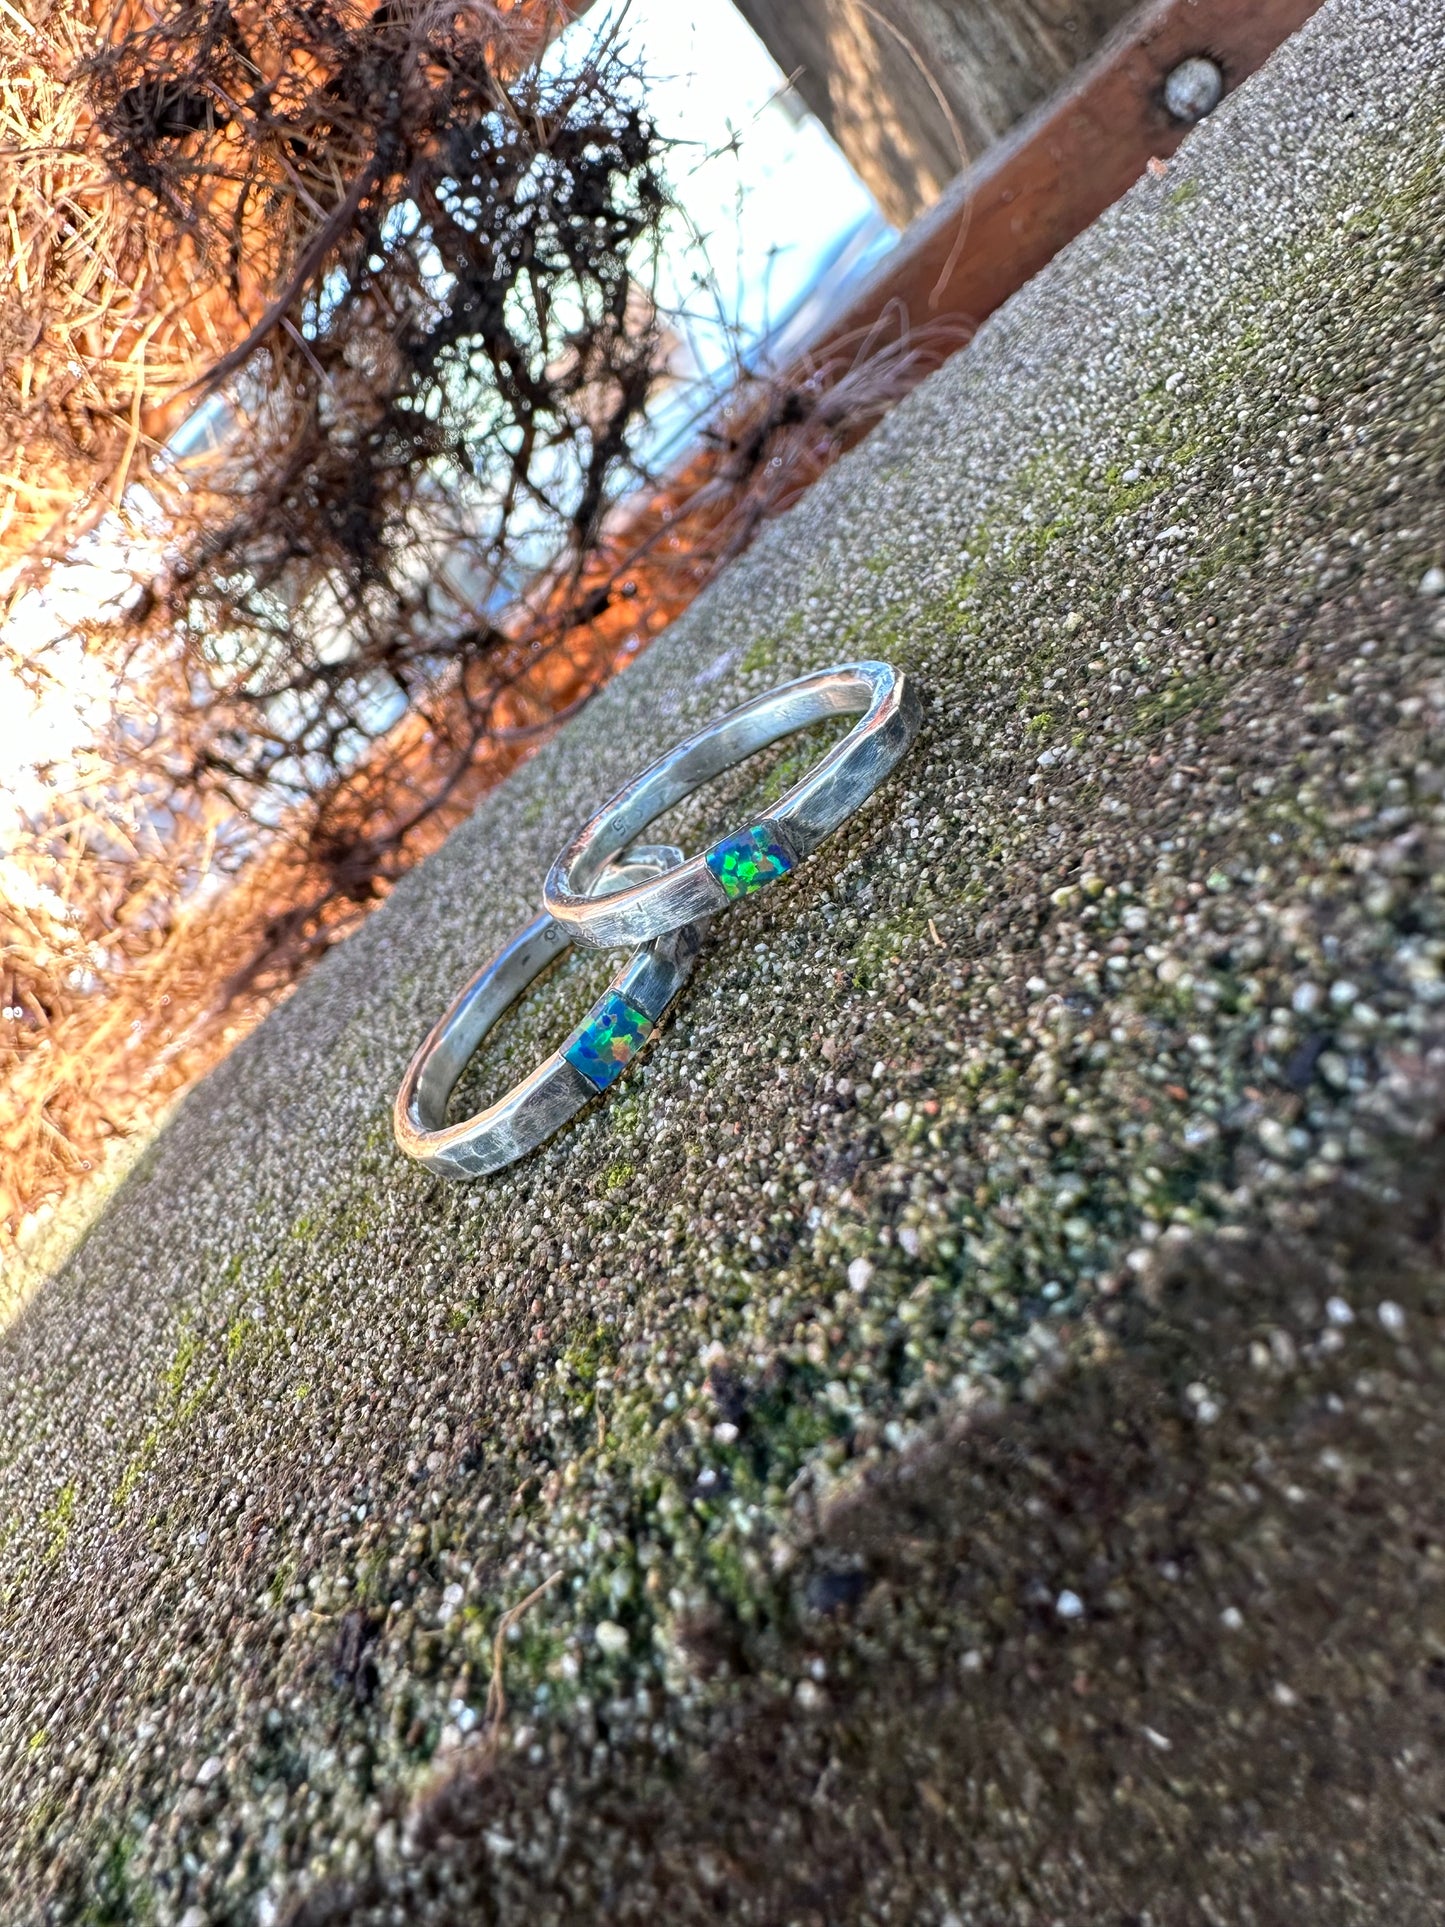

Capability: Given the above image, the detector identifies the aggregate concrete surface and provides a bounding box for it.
[3,0,1445,1919]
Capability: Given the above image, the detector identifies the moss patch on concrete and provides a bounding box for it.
[2,4,1444,1921]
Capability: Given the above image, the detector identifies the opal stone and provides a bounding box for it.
[562,990,653,1092]
[704,823,793,899]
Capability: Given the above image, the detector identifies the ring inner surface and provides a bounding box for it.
[431,933,616,1129]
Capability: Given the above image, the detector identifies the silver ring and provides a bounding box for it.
[394,847,707,1178]
[542,661,921,950]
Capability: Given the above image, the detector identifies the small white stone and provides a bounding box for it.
[1419,565,1445,598]
[1291,981,1322,1016]
[195,1755,224,1786]
[847,1257,874,1293]
[795,1678,826,1712]
[1318,1051,1351,1091]
[1378,1300,1406,1336]
[1220,1606,1245,1632]
[712,1421,739,1445]
[897,1225,921,1257]
[595,1620,629,1657]
[1329,979,1358,1008]
[1142,1725,1172,1752]
[1055,1589,1085,1620]
[1325,1296,1355,1326]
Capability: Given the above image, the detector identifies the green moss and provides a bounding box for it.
[851,908,938,989]
[224,1315,255,1364]
[42,1483,76,1564]
[603,1161,635,1192]
[1134,672,1227,736]
[497,1615,567,1690]
[354,1545,390,1604]
[330,1191,383,1246]
[561,1323,620,1390]
[112,1448,150,1511]
[114,1312,221,1507]
[79,1824,155,1927]
[738,610,806,676]
[267,1554,298,1612]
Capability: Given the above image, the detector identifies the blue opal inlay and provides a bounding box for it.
[562,990,653,1092]
[704,823,793,899]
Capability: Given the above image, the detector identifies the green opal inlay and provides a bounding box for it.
[562,991,653,1092]
[704,823,793,899]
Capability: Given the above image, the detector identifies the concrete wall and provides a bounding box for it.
[3,2,1444,1919]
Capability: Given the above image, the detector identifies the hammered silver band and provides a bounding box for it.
[542,661,920,950]
[394,847,706,1178]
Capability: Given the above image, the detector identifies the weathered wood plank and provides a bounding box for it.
[734,0,1143,227]
[812,0,1326,353]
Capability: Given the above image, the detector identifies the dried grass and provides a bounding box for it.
[0,0,572,589]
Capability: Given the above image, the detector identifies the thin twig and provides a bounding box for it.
[485,1570,562,1735]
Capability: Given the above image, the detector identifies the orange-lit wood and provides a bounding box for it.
[814,0,1326,354]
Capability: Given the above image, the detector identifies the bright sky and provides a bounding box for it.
[570,0,890,454]
[0,1,886,838]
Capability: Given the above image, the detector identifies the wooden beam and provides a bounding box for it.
[732,0,1144,230]
[811,0,1326,356]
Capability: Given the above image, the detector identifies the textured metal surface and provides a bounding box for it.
[543,662,920,950]
[393,846,704,1178]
